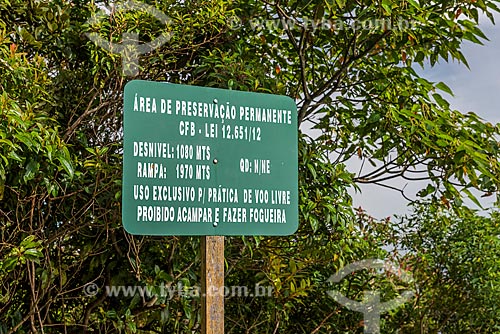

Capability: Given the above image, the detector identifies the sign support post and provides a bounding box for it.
[201,236,224,334]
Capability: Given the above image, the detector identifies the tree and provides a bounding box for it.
[1,0,499,333]
[385,205,500,333]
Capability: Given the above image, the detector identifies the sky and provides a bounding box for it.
[423,19,500,124]
[351,16,500,218]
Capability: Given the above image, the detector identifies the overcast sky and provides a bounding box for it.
[351,16,500,218]
[424,18,500,124]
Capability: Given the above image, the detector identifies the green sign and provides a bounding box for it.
[122,80,298,235]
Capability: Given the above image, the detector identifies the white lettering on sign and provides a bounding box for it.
[243,189,253,203]
[239,106,292,125]
[253,159,270,175]
[160,99,172,114]
[148,185,196,202]
[207,187,239,203]
[196,145,210,160]
[133,184,150,200]
[137,162,167,179]
[175,163,193,179]
[176,144,194,159]
[204,122,218,138]
[177,207,213,223]
[221,125,261,141]
[239,158,271,174]
[179,121,196,136]
[138,97,294,125]
[174,164,211,180]
[222,207,247,223]
[195,165,210,180]
[271,190,290,205]
[137,205,175,222]
[175,100,237,120]
[131,95,293,124]
[133,142,173,159]
[134,94,157,113]
[249,208,286,223]
[254,189,269,204]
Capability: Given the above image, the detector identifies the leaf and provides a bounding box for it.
[307,163,317,179]
[435,82,454,96]
[407,0,420,8]
[24,248,43,263]
[417,184,436,197]
[367,113,381,124]
[57,156,74,178]
[16,133,34,148]
[23,160,39,182]
[414,51,425,63]
[335,0,345,7]
[20,235,40,249]
[432,93,450,109]
[381,0,392,13]
[2,257,18,272]
[309,216,319,232]
[462,188,483,209]
[40,270,49,289]
[289,259,297,274]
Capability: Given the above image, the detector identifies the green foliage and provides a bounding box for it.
[386,205,500,333]
[0,0,499,333]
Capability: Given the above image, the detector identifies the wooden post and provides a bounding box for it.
[201,236,224,334]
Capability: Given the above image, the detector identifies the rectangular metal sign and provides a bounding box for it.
[122,80,298,235]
